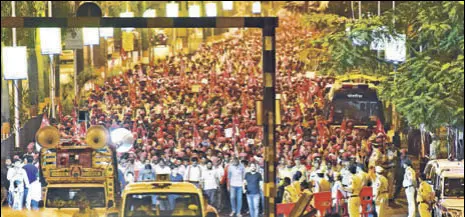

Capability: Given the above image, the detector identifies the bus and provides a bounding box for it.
[324,82,386,128]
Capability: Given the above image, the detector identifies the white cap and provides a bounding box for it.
[375,166,384,173]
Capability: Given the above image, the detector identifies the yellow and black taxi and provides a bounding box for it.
[106,175,214,217]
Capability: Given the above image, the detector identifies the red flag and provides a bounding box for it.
[376,117,385,134]
[329,106,335,123]
[241,94,248,117]
[340,119,347,132]
[317,121,326,139]
[79,122,87,137]
[193,124,201,146]
[40,113,50,128]
[132,121,138,133]
[295,103,302,118]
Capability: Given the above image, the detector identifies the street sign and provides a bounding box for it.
[40,28,62,55]
[65,28,83,49]
[370,26,387,51]
[385,34,406,62]
[122,31,134,51]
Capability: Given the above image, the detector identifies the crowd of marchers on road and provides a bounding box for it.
[1,9,464,217]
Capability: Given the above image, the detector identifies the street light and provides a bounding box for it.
[83,28,100,68]
[40,27,62,119]
[189,5,201,17]
[143,9,156,18]
[252,1,261,14]
[206,2,217,17]
[2,47,28,80]
[222,1,233,11]
[166,2,179,17]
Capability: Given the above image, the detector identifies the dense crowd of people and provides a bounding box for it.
[1,10,424,217]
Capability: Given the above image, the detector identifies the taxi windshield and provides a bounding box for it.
[444,178,465,197]
[124,193,201,217]
[46,187,106,208]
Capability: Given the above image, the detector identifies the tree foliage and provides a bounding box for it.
[300,1,464,131]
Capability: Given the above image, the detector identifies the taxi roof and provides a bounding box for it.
[123,181,202,195]
[441,170,465,178]
[431,159,464,171]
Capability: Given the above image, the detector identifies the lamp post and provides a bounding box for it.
[83,28,100,68]
[222,1,233,11]
[206,2,217,37]
[252,1,261,15]
[143,9,156,65]
[39,1,62,120]
[167,2,179,55]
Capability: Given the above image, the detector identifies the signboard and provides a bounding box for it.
[191,84,201,93]
[122,32,134,51]
[2,46,28,80]
[83,28,100,46]
[385,34,406,62]
[225,128,233,138]
[40,28,62,55]
[65,28,83,49]
[305,71,316,79]
[370,26,387,51]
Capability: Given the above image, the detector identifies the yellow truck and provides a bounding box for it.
[36,125,119,217]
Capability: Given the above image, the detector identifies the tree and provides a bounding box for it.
[299,1,464,132]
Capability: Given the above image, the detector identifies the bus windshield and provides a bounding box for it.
[124,193,202,217]
[331,99,384,125]
[46,187,106,208]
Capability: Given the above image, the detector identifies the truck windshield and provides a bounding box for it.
[46,187,106,208]
[124,193,201,217]
[444,178,464,197]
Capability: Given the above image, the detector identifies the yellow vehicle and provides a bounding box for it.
[36,125,119,217]
[106,176,212,217]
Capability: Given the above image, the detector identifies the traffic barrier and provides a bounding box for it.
[277,203,296,217]
[313,192,332,216]
[360,186,374,217]
[336,190,349,217]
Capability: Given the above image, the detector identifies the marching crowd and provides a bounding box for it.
[0,10,431,217]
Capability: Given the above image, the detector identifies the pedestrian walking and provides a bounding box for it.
[202,160,221,205]
[185,157,203,188]
[373,166,388,217]
[402,159,417,217]
[228,157,245,217]
[7,159,29,210]
[343,165,362,217]
[417,174,434,217]
[244,163,262,217]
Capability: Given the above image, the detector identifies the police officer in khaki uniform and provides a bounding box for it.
[369,142,384,169]
[343,164,363,217]
[403,159,417,217]
[417,174,434,217]
[384,143,398,203]
[373,166,389,217]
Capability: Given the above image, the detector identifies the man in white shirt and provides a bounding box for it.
[184,157,202,188]
[7,159,30,210]
[154,159,171,178]
[201,160,220,205]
